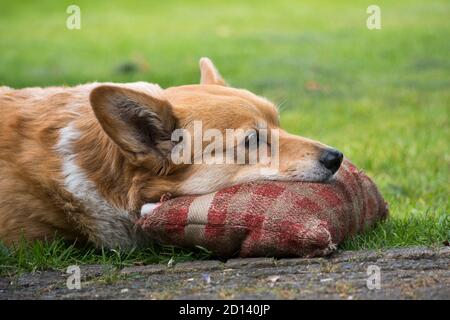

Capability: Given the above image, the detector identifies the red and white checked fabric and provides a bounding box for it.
[137,160,388,258]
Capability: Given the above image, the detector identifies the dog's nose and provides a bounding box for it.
[320,149,343,174]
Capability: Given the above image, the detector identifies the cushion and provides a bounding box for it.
[136,160,388,258]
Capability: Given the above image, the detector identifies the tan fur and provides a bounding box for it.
[0,58,337,248]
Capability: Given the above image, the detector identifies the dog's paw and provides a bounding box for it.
[141,203,161,216]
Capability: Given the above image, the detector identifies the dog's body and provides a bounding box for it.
[0,58,343,248]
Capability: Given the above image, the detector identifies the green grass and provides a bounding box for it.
[0,0,449,274]
[0,237,213,277]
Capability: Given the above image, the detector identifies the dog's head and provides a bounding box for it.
[89,58,343,202]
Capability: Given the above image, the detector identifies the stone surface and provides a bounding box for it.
[0,247,449,299]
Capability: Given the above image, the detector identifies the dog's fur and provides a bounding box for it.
[0,58,340,248]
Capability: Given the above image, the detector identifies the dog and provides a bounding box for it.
[0,58,343,248]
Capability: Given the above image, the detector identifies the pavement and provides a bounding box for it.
[0,246,449,299]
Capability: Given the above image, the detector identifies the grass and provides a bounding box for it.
[0,0,449,274]
[0,237,213,277]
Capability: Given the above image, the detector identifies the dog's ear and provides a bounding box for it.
[90,85,175,170]
[199,57,227,86]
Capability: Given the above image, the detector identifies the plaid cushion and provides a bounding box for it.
[137,160,388,258]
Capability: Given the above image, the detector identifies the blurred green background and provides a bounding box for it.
[0,0,448,253]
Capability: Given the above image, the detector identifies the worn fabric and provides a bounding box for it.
[137,160,388,257]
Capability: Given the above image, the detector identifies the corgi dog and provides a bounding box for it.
[0,58,343,248]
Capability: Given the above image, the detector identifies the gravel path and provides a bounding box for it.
[1,246,449,299]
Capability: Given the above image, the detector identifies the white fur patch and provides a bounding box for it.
[141,203,161,216]
[56,123,135,248]
[178,165,237,195]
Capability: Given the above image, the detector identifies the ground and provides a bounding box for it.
[0,1,449,281]
[1,247,448,299]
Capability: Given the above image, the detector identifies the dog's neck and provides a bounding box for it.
[55,107,176,217]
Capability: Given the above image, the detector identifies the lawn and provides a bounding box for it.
[0,0,448,274]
